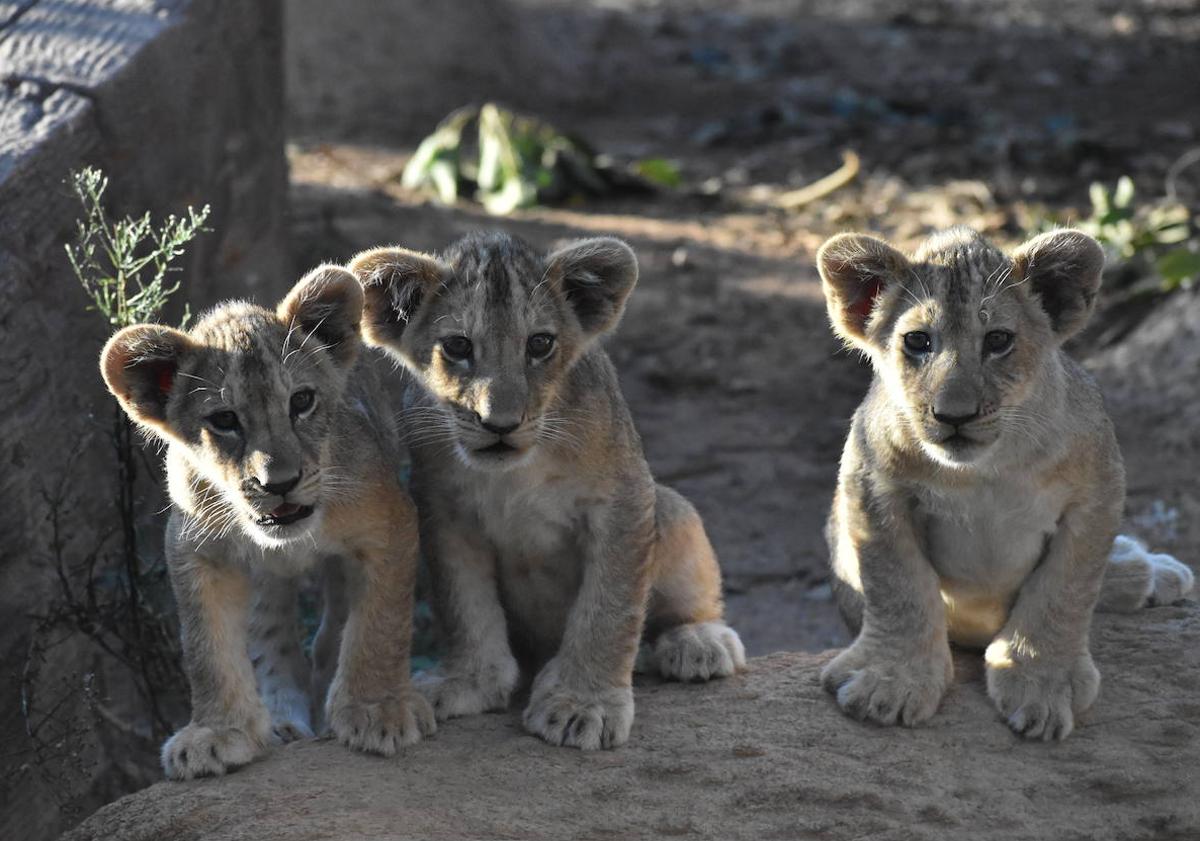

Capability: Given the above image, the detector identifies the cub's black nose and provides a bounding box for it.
[933,410,980,428]
[262,473,302,497]
[481,420,519,436]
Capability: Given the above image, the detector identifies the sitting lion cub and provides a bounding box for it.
[816,226,1193,740]
[101,267,434,779]
[348,232,745,750]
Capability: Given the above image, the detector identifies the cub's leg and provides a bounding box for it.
[415,523,520,721]
[821,479,953,727]
[643,485,745,682]
[248,571,313,743]
[1098,535,1194,612]
[523,491,655,750]
[161,551,271,780]
[322,482,436,756]
[985,501,1117,741]
[311,556,349,731]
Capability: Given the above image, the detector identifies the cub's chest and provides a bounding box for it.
[918,479,1068,591]
[461,465,602,560]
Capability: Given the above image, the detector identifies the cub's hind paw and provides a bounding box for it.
[415,658,518,721]
[265,687,314,744]
[161,723,267,780]
[524,657,633,750]
[1147,553,1194,606]
[327,691,436,756]
[654,621,746,682]
[1108,535,1194,609]
[271,717,314,744]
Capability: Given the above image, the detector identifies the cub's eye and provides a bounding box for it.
[527,333,555,359]
[984,330,1014,355]
[441,335,473,362]
[290,388,316,417]
[207,410,240,433]
[903,331,933,354]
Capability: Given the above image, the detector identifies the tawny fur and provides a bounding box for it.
[347,232,745,751]
[100,267,433,780]
[816,226,1193,741]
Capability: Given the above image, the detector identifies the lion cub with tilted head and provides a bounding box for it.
[101,267,433,779]
[817,227,1193,740]
[348,232,745,750]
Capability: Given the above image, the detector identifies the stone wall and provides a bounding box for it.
[0,2,287,838]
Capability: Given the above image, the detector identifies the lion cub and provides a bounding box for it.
[817,227,1193,740]
[101,267,434,779]
[347,232,745,750]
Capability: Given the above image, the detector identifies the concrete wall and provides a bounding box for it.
[0,2,287,837]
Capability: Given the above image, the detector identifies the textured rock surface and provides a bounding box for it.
[1095,286,1200,455]
[65,604,1200,841]
[0,2,287,838]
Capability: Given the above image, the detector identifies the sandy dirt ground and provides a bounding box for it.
[284,0,1200,655]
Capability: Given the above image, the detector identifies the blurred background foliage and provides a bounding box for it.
[401,103,674,213]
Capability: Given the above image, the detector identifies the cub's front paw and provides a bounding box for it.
[160,722,267,780]
[986,648,1099,741]
[415,657,519,721]
[654,621,746,682]
[327,691,437,756]
[821,641,951,727]
[523,659,633,750]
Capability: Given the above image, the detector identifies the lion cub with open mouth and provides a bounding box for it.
[349,232,745,750]
[101,267,433,779]
[817,226,1193,740]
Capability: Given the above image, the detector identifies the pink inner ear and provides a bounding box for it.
[156,363,174,396]
[848,277,883,323]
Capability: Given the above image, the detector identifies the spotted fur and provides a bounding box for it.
[816,227,1192,741]
[348,232,744,751]
[100,266,433,780]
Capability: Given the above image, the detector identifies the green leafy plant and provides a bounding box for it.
[66,166,209,328]
[402,103,662,214]
[1072,176,1198,292]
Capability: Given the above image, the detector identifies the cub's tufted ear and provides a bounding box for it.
[277,265,365,368]
[817,233,911,349]
[101,324,195,433]
[347,247,446,351]
[1011,229,1105,340]
[546,237,639,338]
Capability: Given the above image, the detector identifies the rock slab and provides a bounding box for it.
[65,604,1200,841]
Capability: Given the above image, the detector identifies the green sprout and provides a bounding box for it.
[65,166,209,328]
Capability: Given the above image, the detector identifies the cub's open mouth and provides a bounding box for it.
[256,503,315,527]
